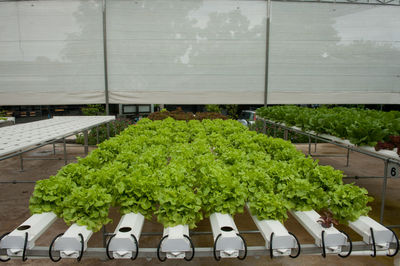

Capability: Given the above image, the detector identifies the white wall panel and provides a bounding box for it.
[269,3,400,104]
[0,0,105,105]
[107,0,267,104]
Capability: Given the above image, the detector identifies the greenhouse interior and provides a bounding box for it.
[0,0,399,265]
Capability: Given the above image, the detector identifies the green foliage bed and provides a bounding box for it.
[256,105,400,147]
[29,118,372,232]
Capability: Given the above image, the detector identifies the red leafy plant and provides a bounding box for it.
[148,107,227,121]
[375,141,395,151]
[374,135,400,156]
[389,136,400,145]
[317,211,339,228]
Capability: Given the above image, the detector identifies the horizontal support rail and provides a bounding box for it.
[0,180,36,184]
[344,176,385,179]
[310,154,347,158]
[0,242,397,260]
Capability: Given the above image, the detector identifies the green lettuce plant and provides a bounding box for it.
[29,117,373,231]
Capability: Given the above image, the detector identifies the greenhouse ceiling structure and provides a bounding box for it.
[0,0,399,106]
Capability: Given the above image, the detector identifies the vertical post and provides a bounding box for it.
[346,147,350,167]
[264,0,271,107]
[262,120,266,135]
[102,0,110,115]
[102,226,107,248]
[96,126,99,145]
[314,138,317,152]
[284,129,288,140]
[380,159,388,224]
[106,122,110,139]
[63,138,67,165]
[84,130,89,156]
[308,135,311,155]
[53,143,56,155]
[273,125,277,138]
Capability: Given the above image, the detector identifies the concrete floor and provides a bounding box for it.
[0,142,399,265]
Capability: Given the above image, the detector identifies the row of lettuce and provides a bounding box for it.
[256,106,400,149]
[29,118,372,232]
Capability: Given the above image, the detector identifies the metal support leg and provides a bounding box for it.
[314,137,317,152]
[19,153,24,172]
[53,143,56,155]
[84,130,89,156]
[106,123,110,139]
[380,160,389,224]
[284,129,288,140]
[96,126,99,145]
[102,226,107,248]
[308,135,311,155]
[274,125,277,138]
[63,138,67,165]
[262,120,266,135]
[346,148,350,167]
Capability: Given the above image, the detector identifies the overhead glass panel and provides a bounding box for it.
[0,0,105,105]
[107,0,267,104]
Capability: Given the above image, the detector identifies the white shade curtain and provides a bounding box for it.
[106,0,267,104]
[0,0,105,105]
[268,2,400,104]
[0,0,399,105]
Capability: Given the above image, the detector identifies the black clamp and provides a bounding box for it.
[0,232,11,262]
[22,232,28,262]
[370,227,376,257]
[49,233,64,262]
[338,230,352,258]
[288,232,301,258]
[183,234,195,261]
[321,230,326,258]
[236,233,247,260]
[77,233,84,262]
[213,233,222,261]
[130,234,139,260]
[105,234,116,260]
[269,232,274,259]
[156,235,168,262]
[385,227,399,257]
